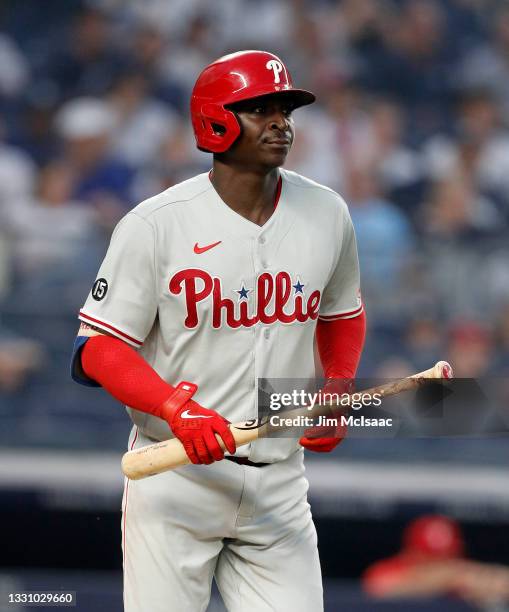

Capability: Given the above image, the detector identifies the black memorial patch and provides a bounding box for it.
[92,278,108,301]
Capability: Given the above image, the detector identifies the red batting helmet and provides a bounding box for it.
[402,515,465,559]
[190,50,315,153]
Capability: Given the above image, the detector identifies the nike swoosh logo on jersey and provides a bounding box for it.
[181,409,213,419]
[194,241,222,254]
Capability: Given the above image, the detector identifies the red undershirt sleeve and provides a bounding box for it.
[80,334,174,419]
[316,309,366,379]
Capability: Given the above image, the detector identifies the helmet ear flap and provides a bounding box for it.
[197,104,241,153]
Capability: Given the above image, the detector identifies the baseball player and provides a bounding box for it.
[71,50,366,612]
[363,515,509,607]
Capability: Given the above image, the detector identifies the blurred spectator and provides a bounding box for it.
[107,69,179,167]
[363,97,426,213]
[54,97,134,225]
[456,6,509,122]
[420,175,502,240]
[131,124,209,202]
[1,161,101,305]
[315,0,390,92]
[404,317,445,372]
[0,335,44,393]
[158,16,218,95]
[286,81,372,192]
[0,135,36,219]
[121,0,214,40]
[0,33,30,99]
[42,7,126,99]
[364,515,466,600]
[219,0,295,55]
[334,0,386,56]
[345,164,418,331]
[446,320,494,377]
[326,83,374,179]
[13,85,60,166]
[363,515,509,608]
[127,24,165,76]
[373,357,415,379]
[284,102,344,192]
[362,0,456,137]
[424,88,509,212]
[287,4,335,90]
[127,25,185,111]
[347,165,414,296]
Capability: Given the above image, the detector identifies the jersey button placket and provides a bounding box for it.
[253,233,270,441]
[257,234,269,271]
[251,235,263,444]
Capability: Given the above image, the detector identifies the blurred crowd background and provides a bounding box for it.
[0,1,508,611]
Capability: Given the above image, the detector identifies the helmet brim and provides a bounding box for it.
[277,88,316,109]
[225,88,316,111]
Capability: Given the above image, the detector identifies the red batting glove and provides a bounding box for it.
[299,379,353,453]
[161,382,236,465]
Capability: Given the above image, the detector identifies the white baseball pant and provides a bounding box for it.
[122,429,323,612]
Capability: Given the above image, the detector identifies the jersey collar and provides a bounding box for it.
[206,170,286,239]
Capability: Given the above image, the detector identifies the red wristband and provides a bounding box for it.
[159,381,198,421]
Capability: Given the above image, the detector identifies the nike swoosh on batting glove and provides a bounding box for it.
[161,382,236,465]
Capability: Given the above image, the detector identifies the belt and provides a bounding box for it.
[225,456,270,468]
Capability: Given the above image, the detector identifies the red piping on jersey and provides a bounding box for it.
[122,427,138,571]
[319,304,364,320]
[209,170,283,209]
[79,311,143,346]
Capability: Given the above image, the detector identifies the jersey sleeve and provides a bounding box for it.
[319,200,363,321]
[79,212,158,347]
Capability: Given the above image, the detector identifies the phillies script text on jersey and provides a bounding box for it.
[169,269,321,329]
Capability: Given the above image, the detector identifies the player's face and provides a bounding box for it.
[225,94,296,169]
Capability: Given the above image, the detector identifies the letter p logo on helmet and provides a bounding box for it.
[266,59,283,83]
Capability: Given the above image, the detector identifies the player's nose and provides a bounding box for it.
[268,110,290,131]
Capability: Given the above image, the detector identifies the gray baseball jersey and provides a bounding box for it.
[79,168,362,463]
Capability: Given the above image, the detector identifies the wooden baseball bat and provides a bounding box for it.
[122,360,453,480]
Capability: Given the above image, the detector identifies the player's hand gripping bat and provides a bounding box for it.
[122,360,453,480]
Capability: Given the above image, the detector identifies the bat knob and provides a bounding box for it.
[437,360,453,379]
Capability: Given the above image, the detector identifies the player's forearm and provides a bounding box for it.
[80,333,235,464]
[80,334,174,418]
[450,560,509,604]
[365,560,463,599]
[316,309,366,379]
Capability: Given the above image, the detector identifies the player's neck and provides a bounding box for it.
[210,164,280,227]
